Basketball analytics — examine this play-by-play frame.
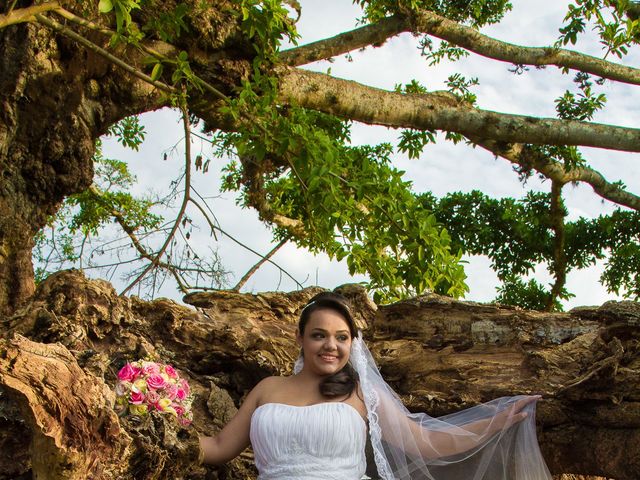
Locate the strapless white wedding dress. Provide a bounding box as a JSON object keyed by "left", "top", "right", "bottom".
{"left": 250, "top": 402, "right": 367, "bottom": 480}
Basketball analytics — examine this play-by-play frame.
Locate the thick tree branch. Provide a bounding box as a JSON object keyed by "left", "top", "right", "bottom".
{"left": 35, "top": 14, "right": 175, "bottom": 94}
{"left": 412, "top": 9, "right": 640, "bottom": 86}
{"left": 278, "top": 67, "right": 640, "bottom": 152}
{"left": 48, "top": 8, "right": 231, "bottom": 106}
{"left": 239, "top": 155, "right": 306, "bottom": 237}
{"left": 471, "top": 137, "right": 640, "bottom": 211}
{"left": 279, "top": 15, "right": 406, "bottom": 66}
{"left": 280, "top": 9, "right": 640, "bottom": 86}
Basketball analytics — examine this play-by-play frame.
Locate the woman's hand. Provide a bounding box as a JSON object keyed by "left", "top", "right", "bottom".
{"left": 492, "top": 395, "right": 542, "bottom": 432}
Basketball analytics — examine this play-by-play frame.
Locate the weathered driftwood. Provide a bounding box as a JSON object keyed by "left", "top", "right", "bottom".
{"left": 0, "top": 270, "right": 637, "bottom": 479}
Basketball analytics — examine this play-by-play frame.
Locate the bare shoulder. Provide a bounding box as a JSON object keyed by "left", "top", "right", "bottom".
{"left": 250, "top": 375, "right": 291, "bottom": 405}
{"left": 254, "top": 375, "right": 290, "bottom": 390}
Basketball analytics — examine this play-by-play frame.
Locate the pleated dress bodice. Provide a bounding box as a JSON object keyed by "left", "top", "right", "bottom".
{"left": 250, "top": 402, "right": 367, "bottom": 480}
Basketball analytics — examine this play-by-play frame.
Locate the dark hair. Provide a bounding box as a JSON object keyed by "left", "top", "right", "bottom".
{"left": 298, "top": 291, "right": 359, "bottom": 398}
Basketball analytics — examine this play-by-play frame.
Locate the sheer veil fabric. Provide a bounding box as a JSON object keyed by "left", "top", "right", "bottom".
{"left": 295, "top": 332, "right": 552, "bottom": 480}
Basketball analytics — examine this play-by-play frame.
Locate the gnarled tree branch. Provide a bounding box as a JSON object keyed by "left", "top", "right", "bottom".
{"left": 411, "top": 9, "right": 640, "bottom": 86}
{"left": 280, "top": 9, "right": 640, "bottom": 86}
{"left": 470, "top": 137, "right": 640, "bottom": 211}
{"left": 278, "top": 67, "right": 640, "bottom": 152}
{"left": 279, "top": 15, "right": 406, "bottom": 66}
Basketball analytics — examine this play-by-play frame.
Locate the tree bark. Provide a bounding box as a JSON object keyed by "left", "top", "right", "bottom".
{"left": 277, "top": 67, "right": 640, "bottom": 152}
{"left": 0, "top": 270, "right": 637, "bottom": 479}
{"left": 0, "top": 0, "right": 248, "bottom": 315}
{"left": 0, "top": 13, "right": 157, "bottom": 314}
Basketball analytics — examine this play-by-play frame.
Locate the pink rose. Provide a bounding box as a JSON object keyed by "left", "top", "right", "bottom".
{"left": 146, "top": 374, "right": 167, "bottom": 390}
{"left": 165, "top": 384, "right": 179, "bottom": 400}
{"left": 178, "top": 416, "right": 192, "bottom": 427}
{"left": 117, "top": 363, "right": 139, "bottom": 382}
{"left": 145, "top": 390, "right": 160, "bottom": 405}
{"left": 176, "top": 388, "right": 187, "bottom": 401}
{"left": 130, "top": 390, "right": 145, "bottom": 405}
{"left": 173, "top": 405, "right": 185, "bottom": 417}
{"left": 180, "top": 379, "right": 190, "bottom": 396}
{"left": 164, "top": 365, "right": 178, "bottom": 378}
{"left": 142, "top": 362, "right": 161, "bottom": 375}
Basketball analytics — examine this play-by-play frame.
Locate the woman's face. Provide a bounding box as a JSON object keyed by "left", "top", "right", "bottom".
{"left": 297, "top": 308, "right": 352, "bottom": 377}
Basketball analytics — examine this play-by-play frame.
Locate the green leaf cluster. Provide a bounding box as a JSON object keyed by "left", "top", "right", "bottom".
{"left": 558, "top": 0, "right": 640, "bottom": 58}
{"left": 420, "top": 190, "right": 640, "bottom": 309}
{"left": 555, "top": 73, "right": 607, "bottom": 122}
{"left": 99, "top": 0, "right": 142, "bottom": 36}
{"left": 107, "top": 115, "right": 146, "bottom": 150}
{"left": 395, "top": 77, "right": 477, "bottom": 159}
{"left": 237, "top": 0, "right": 299, "bottom": 63}
{"left": 354, "top": 0, "right": 512, "bottom": 26}
{"left": 495, "top": 277, "right": 567, "bottom": 311}
{"left": 215, "top": 75, "right": 467, "bottom": 302}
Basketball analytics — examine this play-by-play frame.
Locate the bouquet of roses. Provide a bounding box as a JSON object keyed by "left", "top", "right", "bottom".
{"left": 114, "top": 360, "right": 193, "bottom": 426}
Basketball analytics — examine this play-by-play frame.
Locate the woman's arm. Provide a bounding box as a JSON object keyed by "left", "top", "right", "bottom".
{"left": 199, "top": 376, "right": 275, "bottom": 465}
{"left": 381, "top": 395, "right": 540, "bottom": 459}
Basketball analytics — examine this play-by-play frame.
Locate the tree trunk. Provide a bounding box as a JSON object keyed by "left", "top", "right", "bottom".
{"left": 0, "top": 0, "right": 247, "bottom": 316}
{"left": 0, "top": 12, "right": 146, "bottom": 314}
{"left": 0, "top": 270, "right": 637, "bottom": 479}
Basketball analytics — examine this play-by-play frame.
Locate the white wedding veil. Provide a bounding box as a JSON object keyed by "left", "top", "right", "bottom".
{"left": 349, "top": 332, "right": 552, "bottom": 480}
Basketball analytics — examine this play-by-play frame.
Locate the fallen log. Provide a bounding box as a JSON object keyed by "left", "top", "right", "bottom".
{"left": 0, "top": 270, "right": 636, "bottom": 479}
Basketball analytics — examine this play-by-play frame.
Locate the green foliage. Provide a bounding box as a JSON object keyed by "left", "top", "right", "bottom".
{"left": 107, "top": 115, "right": 146, "bottom": 150}
{"left": 73, "top": 0, "right": 638, "bottom": 307}
{"left": 97, "top": 0, "right": 202, "bottom": 102}
{"left": 394, "top": 77, "right": 477, "bottom": 159}
{"left": 558, "top": 0, "right": 640, "bottom": 58}
{"left": 420, "top": 190, "right": 553, "bottom": 278}
{"left": 398, "top": 129, "right": 437, "bottom": 159}
{"left": 71, "top": 149, "right": 161, "bottom": 235}
{"left": 237, "top": 0, "right": 299, "bottom": 63}
{"left": 570, "top": 209, "right": 640, "bottom": 299}
{"left": 555, "top": 73, "right": 607, "bottom": 122}
{"left": 420, "top": 38, "right": 470, "bottom": 65}
{"left": 215, "top": 81, "right": 468, "bottom": 302}
{"left": 354, "top": 0, "right": 512, "bottom": 26}
{"left": 495, "top": 277, "right": 566, "bottom": 311}
{"left": 445, "top": 73, "right": 479, "bottom": 104}
{"left": 419, "top": 190, "right": 640, "bottom": 308}
{"left": 98, "top": 0, "right": 142, "bottom": 36}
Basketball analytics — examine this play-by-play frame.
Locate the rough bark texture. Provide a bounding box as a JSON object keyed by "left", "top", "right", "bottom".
{"left": 0, "top": 0, "right": 249, "bottom": 315}
{"left": 276, "top": 67, "right": 640, "bottom": 152}
{"left": 0, "top": 270, "right": 637, "bottom": 479}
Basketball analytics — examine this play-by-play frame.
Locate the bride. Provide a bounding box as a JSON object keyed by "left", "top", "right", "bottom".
{"left": 199, "top": 292, "right": 552, "bottom": 479}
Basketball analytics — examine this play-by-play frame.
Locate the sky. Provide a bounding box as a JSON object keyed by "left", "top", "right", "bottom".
{"left": 96, "top": 0, "right": 640, "bottom": 308}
